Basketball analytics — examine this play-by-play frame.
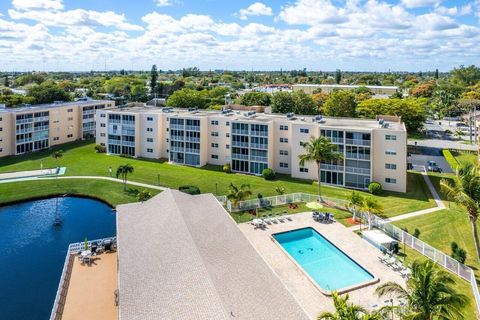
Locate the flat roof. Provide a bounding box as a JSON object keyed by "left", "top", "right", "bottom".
{"left": 116, "top": 189, "right": 309, "bottom": 320}
{"left": 0, "top": 100, "right": 113, "bottom": 113}
{"left": 293, "top": 84, "right": 399, "bottom": 90}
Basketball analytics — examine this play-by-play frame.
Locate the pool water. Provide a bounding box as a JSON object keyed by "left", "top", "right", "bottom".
{"left": 0, "top": 197, "right": 116, "bottom": 320}
{"left": 273, "top": 227, "right": 374, "bottom": 292}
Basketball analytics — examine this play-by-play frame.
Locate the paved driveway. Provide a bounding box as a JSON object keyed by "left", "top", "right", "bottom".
{"left": 408, "top": 147, "right": 453, "bottom": 173}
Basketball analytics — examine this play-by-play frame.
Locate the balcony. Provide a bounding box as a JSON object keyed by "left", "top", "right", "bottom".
{"left": 346, "top": 153, "right": 371, "bottom": 161}
{"left": 232, "top": 153, "right": 249, "bottom": 160}
{"left": 250, "top": 143, "right": 268, "bottom": 150}
{"left": 121, "top": 130, "right": 135, "bottom": 136}
{"left": 321, "top": 164, "right": 344, "bottom": 172}
{"left": 121, "top": 140, "right": 135, "bottom": 147}
{"left": 170, "top": 146, "right": 184, "bottom": 152}
{"left": 326, "top": 137, "right": 344, "bottom": 144}
{"left": 250, "top": 155, "right": 268, "bottom": 163}
{"left": 109, "top": 119, "right": 121, "bottom": 124}
{"left": 232, "top": 129, "right": 249, "bottom": 135}
{"left": 170, "top": 124, "right": 184, "bottom": 130}
{"left": 34, "top": 116, "right": 49, "bottom": 122}
{"left": 345, "top": 167, "right": 371, "bottom": 175}
{"left": 108, "top": 139, "right": 121, "bottom": 145}
{"left": 16, "top": 118, "right": 33, "bottom": 125}
{"left": 122, "top": 120, "right": 135, "bottom": 126}
{"left": 185, "top": 136, "right": 200, "bottom": 142}
{"left": 185, "top": 125, "right": 200, "bottom": 131}
{"left": 232, "top": 141, "right": 249, "bottom": 148}
{"left": 345, "top": 139, "right": 371, "bottom": 146}
{"left": 35, "top": 126, "right": 50, "bottom": 132}
{"left": 250, "top": 130, "right": 268, "bottom": 137}
{"left": 16, "top": 138, "right": 33, "bottom": 144}
{"left": 16, "top": 128, "right": 33, "bottom": 134}
{"left": 82, "top": 110, "right": 95, "bottom": 115}
{"left": 170, "top": 135, "right": 184, "bottom": 141}
{"left": 185, "top": 148, "right": 200, "bottom": 154}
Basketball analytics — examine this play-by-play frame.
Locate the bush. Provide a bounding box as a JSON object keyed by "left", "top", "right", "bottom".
{"left": 223, "top": 163, "right": 231, "bottom": 173}
{"left": 368, "top": 182, "right": 382, "bottom": 195}
{"left": 94, "top": 144, "right": 106, "bottom": 153}
{"left": 262, "top": 168, "right": 275, "bottom": 180}
{"left": 137, "top": 190, "right": 153, "bottom": 202}
{"left": 413, "top": 228, "right": 421, "bottom": 238}
{"left": 179, "top": 185, "right": 201, "bottom": 195}
{"left": 442, "top": 149, "right": 458, "bottom": 171}
{"left": 451, "top": 241, "right": 467, "bottom": 263}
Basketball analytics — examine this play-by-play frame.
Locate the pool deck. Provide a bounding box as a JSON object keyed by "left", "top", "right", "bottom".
{"left": 238, "top": 212, "right": 406, "bottom": 318}
{"left": 61, "top": 251, "right": 117, "bottom": 320}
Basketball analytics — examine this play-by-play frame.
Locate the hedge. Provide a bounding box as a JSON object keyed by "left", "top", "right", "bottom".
{"left": 442, "top": 149, "right": 458, "bottom": 171}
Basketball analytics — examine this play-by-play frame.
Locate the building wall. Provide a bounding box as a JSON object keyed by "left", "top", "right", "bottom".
{"left": 0, "top": 113, "right": 13, "bottom": 157}
{"left": 290, "top": 122, "right": 320, "bottom": 181}
{"left": 49, "top": 106, "right": 79, "bottom": 146}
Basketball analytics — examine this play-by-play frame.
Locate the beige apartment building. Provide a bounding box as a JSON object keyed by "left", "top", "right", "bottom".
{"left": 96, "top": 106, "right": 407, "bottom": 192}
{"left": 0, "top": 100, "right": 114, "bottom": 157}
{"left": 292, "top": 84, "right": 400, "bottom": 96}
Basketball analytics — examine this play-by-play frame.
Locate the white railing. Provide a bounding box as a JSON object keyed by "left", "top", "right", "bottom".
{"left": 250, "top": 130, "right": 268, "bottom": 137}
{"left": 346, "top": 153, "right": 371, "bottom": 160}
{"left": 121, "top": 140, "right": 135, "bottom": 147}
{"left": 170, "top": 124, "right": 184, "bottom": 130}
{"left": 185, "top": 136, "right": 200, "bottom": 142}
{"left": 346, "top": 139, "right": 371, "bottom": 146}
{"left": 185, "top": 148, "right": 200, "bottom": 154}
{"left": 49, "top": 236, "right": 116, "bottom": 320}
{"left": 170, "top": 146, "right": 184, "bottom": 152}
{"left": 232, "top": 129, "right": 249, "bottom": 135}
{"left": 355, "top": 210, "right": 480, "bottom": 315}
{"left": 185, "top": 125, "right": 200, "bottom": 131}
{"left": 345, "top": 167, "right": 371, "bottom": 175}
{"left": 232, "top": 141, "right": 249, "bottom": 148}
{"left": 232, "top": 153, "right": 249, "bottom": 160}
{"left": 322, "top": 164, "right": 344, "bottom": 172}
{"left": 250, "top": 143, "right": 268, "bottom": 149}
{"left": 250, "top": 156, "right": 268, "bottom": 163}
{"left": 16, "top": 118, "right": 33, "bottom": 124}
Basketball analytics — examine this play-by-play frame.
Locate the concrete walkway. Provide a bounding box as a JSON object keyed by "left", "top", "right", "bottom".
{"left": 0, "top": 174, "right": 166, "bottom": 191}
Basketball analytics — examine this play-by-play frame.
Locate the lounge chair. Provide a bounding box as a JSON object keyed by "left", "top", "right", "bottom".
{"left": 277, "top": 213, "right": 285, "bottom": 222}
{"left": 400, "top": 268, "right": 412, "bottom": 278}
{"left": 385, "top": 256, "right": 397, "bottom": 266}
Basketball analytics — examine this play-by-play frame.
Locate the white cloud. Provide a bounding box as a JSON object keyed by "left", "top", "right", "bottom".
{"left": 436, "top": 4, "right": 472, "bottom": 16}
{"left": 12, "top": 0, "right": 63, "bottom": 11}
{"left": 278, "top": 0, "right": 348, "bottom": 25}
{"left": 238, "top": 2, "right": 273, "bottom": 20}
{"left": 156, "top": 0, "right": 172, "bottom": 7}
{"left": 400, "top": 0, "right": 440, "bottom": 9}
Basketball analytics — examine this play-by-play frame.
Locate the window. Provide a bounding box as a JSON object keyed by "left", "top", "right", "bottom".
{"left": 280, "top": 125, "right": 288, "bottom": 131}
{"left": 100, "top": 123, "right": 106, "bottom": 127}
{"left": 211, "top": 154, "right": 219, "bottom": 159}
{"left": 226, "top": 133, "right": 230, "bottom": 138}
{"left": 226, "top": 121, "right": 230, "bottom": 126}
{"left": 147, "top": 117, "right": 153, "bottom": 121}
{"left": 67, "top": 134, "right": 73, "bottom": 138}
{"left": 386, "top": 135, "right": 397, "bottom": 141}
{"left": 100, "top": 133, "right": 105, "bottom": 137}
{"left": 68, "top": 117, "right": 73, "bottom": 121}
{"left": 299, "top": 141, "right": 305, "bottom": 146}
{"left": 280, "top": 137, "right": 288, "bottom": 143}
{"left": 67, "top": 109, "right": 73, "bottom": 112}
{"left": 385, "top": 163, "right": 397, "bottom": 170}
{"left": 147, "top": 128, "right": 153, "bottom": 132}
{"left": 0, "top": 117, "right": 2, "bottom": 121}
{"left": 0, "top": 128, "right": 2, "bottom": 132}
{"left": 100, "top": 143, "right": 105, "bottom": 146}
{"left": 211, "top": 131, "right": 219, "bottom": 137}
{"left": 226, "top": 144, "right": 230, "bottom": 149}
{"left": 385, "top": 178, "right": 397, "bottom": 184}
{"left": 211, "top": 120, "right": 218, "bottom": 125}
{"left": 147, "top": 148, "right": 153, "bottom": 153}
{"left": 0, "top": 148, "right": 2, "bottom": 152}
{"left": 300, "top": 128, "right": 309, "bottom": 134}
{"left": 147, "top": 138, "right": 153, "bottom": 142}
{"left": 211, "top": 143, "right": 218, "bottom": 148}
{"left": 100, "top": 114, "right": 106, "bottom": 118}
{"left": 279, "top": 162, "right": 289, "bottom": 168}
{"left": 300, "top": 167, "right": 309, "bottom": 173}
{"left": 53, "top": 137, "right": 59, "bottom": 141}
{"left": 385, "top": 150, "right": 397, "bottom": 155}
{"left": 280, "top": 150, "right": 288, "bottom": 156}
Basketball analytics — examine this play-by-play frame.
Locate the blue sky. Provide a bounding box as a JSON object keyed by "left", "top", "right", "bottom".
{"left": 0, "top": 0, "right": 479, "bottom": 71}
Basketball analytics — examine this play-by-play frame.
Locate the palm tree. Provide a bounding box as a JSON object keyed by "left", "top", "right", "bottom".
{"left": 318, "top": 292, "right": 383, "bottom": 320}
{"left": 360, "top": 197, "right": 383, "bottom": 230}
{"left": 116, "top": 164, "right": 134, "bottom": 192}
{"left": 347, "top": 191, "right": 364, "bottom": 222}
{"left": 226, "top": 183, "right": 252, "bottom": 209}
{"left": 298, "top": 136, "right": 343, "bottom": 202}
{"left": 376, "top": 260, "right": 467, "bottom": 320}
{"left": 440, "top": 162, "right": 480, "bottom": 261}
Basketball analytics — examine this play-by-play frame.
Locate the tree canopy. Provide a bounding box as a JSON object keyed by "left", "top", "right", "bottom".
{"left": 236, "top": 91, "right": 271, "bottom": 106}
{"left": 323, "top": 90, "right": 357, "bottom": 117}
{"left": 27, "top": 82, "right": 71, "bottom": 104}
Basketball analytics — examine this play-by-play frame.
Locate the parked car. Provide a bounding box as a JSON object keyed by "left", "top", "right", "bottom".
{"left": 407, "top": 162, "right": 414, "bottom": 170}
{"left": 427, "top": 160, "right": 442, "bottom": 173}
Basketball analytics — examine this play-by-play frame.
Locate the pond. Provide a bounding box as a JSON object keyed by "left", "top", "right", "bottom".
{"left": 0, "top": 196, "right": 116, "bottom": 320}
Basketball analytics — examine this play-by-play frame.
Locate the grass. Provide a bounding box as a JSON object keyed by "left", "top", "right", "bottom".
{"left": 454, "top": 151, "right": 478, "bottom": 166}
{"left": 0, "top": 179, "right": 161, "bottom": 207}
{"left": 0, "top": 141, "right": 436, "bottom": 217}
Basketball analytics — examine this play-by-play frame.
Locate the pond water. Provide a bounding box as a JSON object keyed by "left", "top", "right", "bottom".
{"left": 0, "top": 196, "right": 116, "bottom": 320}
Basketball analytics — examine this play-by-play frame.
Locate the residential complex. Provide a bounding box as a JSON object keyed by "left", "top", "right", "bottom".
{"left": 96, "top": 106, "right": 407, "bottom": 192}
{"left": 292, "top": 84, "right": 401, "bottom": 96}
{"left": 0, "top": 100, "right": 114, "bottom": 157}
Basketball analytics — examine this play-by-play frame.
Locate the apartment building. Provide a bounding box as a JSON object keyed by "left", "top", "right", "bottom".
{"left": 0, "top": 100, "right": 114, "bottom": 157}
{"left": 96, "top": 106, "right": 407, "bottom": 192}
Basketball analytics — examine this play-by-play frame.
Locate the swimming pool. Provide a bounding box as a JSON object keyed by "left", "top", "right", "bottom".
{"left": 273, "top": 227, "right": 376, "bottom": 294}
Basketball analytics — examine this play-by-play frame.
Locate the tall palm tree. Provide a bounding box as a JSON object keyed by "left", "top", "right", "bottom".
{"left": 360, "top": 197, "right": 383, "bottom": 230}
{"left": 318, "top": 292, "right": 383, "bottom": 320}
{"left": 226, "top": 183, "right": 252, "bottom": 209}
{"left": 376, "top": 260, "right": 467, "bottom": 320}
{"left": 298, "top": 136, "right": 343, "bottom": 202}
{"left": 347, "top": 191, "right": 364, "bottom": 222}
{"left": 116, "top": 164, "right": 134, "bottom": 192}
{"left": 440, "top": 162, "right": 480, "bottom": 261}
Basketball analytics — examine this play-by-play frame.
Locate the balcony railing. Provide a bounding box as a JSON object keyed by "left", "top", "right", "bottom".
{"left": 250, "top": 130, "right": 268, "bottom": 137}
{"left": 345, "top": 167, "right": 371, "bottom": 175}
{"left": 345, "top": 139, "right": 371, "bottom": 146}
{"left": 121, "top": 140, "right": 135, "bottom": 147}
{"left": 16, "top": 118, "right": 33, "bottom": 125}
{"left": 232, "top": 129, "right": 249, "bottom": 135}
{"left": 170, "top": 124, "right": 184, "bottom": 130}
{"left": 16, "top": 138, "right": 33, "bottom": 144}
{"left": 185, "top": 136, "right": 200, "bottom": 142}
{"left": 121, "top": 130, "right": 135, "bottom": 136}
{"left": 170, "top": 135, "right": 184, "bottom": 141}
{"left": 232, "top": 153, "right": 249, "bottom": 160}
{"left": 108, "top": 139, "right": 121, "bottom": 145}
{"left": 185, "top": 148, "right": 200, "bottom": 154}
{"left": 170, "top": 146, "right": 184, "bottom": 152}
{"left": 122, "top": 120, "right": 135, "bottom": 126}
{"left": 346, "top": 153, "right": 371, "bottom": 161}
{"left": 250, "top": 143, "right": 268, "bottom": 150}
{"left": 232, "top": 141, "right": 248, "bottom": 148}
{"left": 321, "top": 164, "right": 344, "bottom": 172}
{"left": 250, "top": 156, "right": 268, "bottom": 163}
{"left": 109, "top": 119, "right": 121, "bottom": 124}
{"left": 16, "top": 128, "right": 33, "bottom": 134}
{"left": 34, "top": 116, "right": 49, "bottom": 122}
{"left": 185, "top": 125, "right": 200, "bottom": 131}
{"left": 325, "top": 136, "right": 344, "bottom": 144}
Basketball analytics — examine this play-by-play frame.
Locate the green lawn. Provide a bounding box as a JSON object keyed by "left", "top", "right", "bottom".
{"left": 0, "top": 141, "right": 436, "bottom": 217}
{"left": 0, "top": 179, "right": 161, "bottom": 207}
{"left": 454, "top": 151, "right": 478, "bottom": 165}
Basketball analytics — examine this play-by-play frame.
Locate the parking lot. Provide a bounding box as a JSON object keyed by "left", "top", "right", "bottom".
{"left": 408, "top": 147, "right": 453, "bottom": 174}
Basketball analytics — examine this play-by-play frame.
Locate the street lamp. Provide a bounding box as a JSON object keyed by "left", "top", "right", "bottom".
{"left": 215, "top": 183, "right": 218, "bottom": 195}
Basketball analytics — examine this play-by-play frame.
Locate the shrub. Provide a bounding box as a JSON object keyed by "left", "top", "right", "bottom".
{"left": 223, "top": 163, "right": 231, "bottom": 173}
{"left": 413, "top": 228, "right": 421, "bottom": 238}
{"left": 442, "top": 149, "right": 458, "bottom": 171}
{"left": 451, "top": 241, "right": 467, "bottom": 263}
{"left": 262, "top": 168, "right": 275, "bottom": 180}
{"left": 137, "top": 190, "right": 153, "bottom": 202}
{"left": 275, "top": 186, "right": 286, "bottom": 195}
{"left": 179, "top": 185, "right": 201, "bottom": 195}
{"left": 94, "top": 144, "right": 106, "bottom": 153}
{"left": 368, "top": 182, "right": 382, "bottom": 195}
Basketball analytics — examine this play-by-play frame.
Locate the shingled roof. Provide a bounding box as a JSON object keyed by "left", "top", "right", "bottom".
{"left": 116, "top": 189, "right": 309, "bottom": 320}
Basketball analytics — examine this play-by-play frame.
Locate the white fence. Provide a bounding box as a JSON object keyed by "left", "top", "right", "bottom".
{"left": 225, "top": 192, "right": 348, "bottom": 212}
{"left": 356, "top": 210, "right": 480, "bottom": 315}
{"left": 49, "top": 236, "right": 116, "bottom": 320}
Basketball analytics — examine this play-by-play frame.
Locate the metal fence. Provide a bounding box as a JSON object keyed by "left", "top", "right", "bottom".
{"left": 226, "top": 192, "right": 348, "bottom": 212}
{"left": 355, "top": 210, "right": 480, "bottom": 315}
{"left": 49, "top": 236, "right": 116, "bottom": 320}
